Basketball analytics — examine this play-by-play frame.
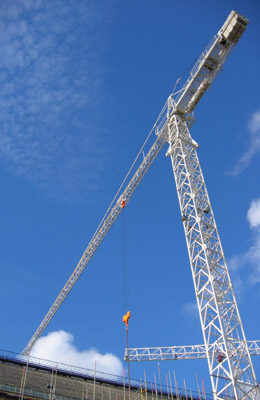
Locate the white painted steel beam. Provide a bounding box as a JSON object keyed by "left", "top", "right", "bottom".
{"left": 125, "top": 341, "right": 260, "bottom": 361}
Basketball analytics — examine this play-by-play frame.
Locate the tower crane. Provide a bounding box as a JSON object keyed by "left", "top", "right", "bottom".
{"left": 23, "top": 10, "right": 259, "bottom": 400}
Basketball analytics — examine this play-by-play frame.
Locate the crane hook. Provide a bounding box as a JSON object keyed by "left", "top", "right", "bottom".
{"left": 123, "top": 311, "right": 131, "bottom": 329}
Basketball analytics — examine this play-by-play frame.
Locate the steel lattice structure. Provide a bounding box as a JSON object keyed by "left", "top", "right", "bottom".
{"left": 165, "top": 109, "right": 258, "bottom": 399}
{"left": 23, "top": 10, "right": 259, "bottom": 400}
{"left": 125, "top": 340, "right": 260, "bottom": 362}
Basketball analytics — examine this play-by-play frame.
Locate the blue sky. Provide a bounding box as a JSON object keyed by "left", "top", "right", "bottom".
{"left": 0, "top": 0, "right": 260, "bottom": 395}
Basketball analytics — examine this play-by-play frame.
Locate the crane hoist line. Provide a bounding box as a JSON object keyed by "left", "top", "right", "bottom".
{"left": 23, "top": 10, "right": 259, "bottom": 400}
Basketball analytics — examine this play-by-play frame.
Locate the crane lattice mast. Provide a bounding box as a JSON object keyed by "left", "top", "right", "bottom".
{"left": 23, "top": 10, "right": 259, "bottom": 400}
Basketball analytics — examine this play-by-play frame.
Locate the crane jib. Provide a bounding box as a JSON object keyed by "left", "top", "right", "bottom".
{"left": 173, "top": 11, "right": 248, "bottom": 116}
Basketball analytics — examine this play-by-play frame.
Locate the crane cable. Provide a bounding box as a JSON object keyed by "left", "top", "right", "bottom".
{"left": 121, "top": 204, "right": 131, "bottom": 391}
{"left": 121, "top": 207, "right": 130, "bottom": 314}
{"left": 123, "top": 310, "right": 131, "bottom": 392}
{"left": 171, "top": 56, "right": 199, "bottom": 95}
{"left": 89, "top": 100, "right": 167, "bottom": 391}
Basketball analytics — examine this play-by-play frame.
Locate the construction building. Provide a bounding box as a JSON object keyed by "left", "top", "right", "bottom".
{"left": 0, "top": 351, "right": 204, "bottom": 400}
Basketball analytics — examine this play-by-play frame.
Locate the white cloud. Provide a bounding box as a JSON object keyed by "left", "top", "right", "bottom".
{"left": 229, "top": 108, "right": 260, "bottom": 176}
{"left": 31, "top": 330, "right": 123, "bottom": 375}
{"left": 229, "top": 198, "right": 260, "bottom": 288}
{"left": 181, "top": 302, "right": 199, "bottom": 319}
{"left": 0, "top": 1, "right": 113, "bottom": 203}
{"left": 248, "top": 109, "right": 260, "bottom": 133}
{"left": 247, "top": 198, "right": 260, "bottom": 229}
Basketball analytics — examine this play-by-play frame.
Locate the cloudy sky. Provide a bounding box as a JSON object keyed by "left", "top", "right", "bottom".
{"left": 0, "top": 0, "right": 259, "bottom": 396}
